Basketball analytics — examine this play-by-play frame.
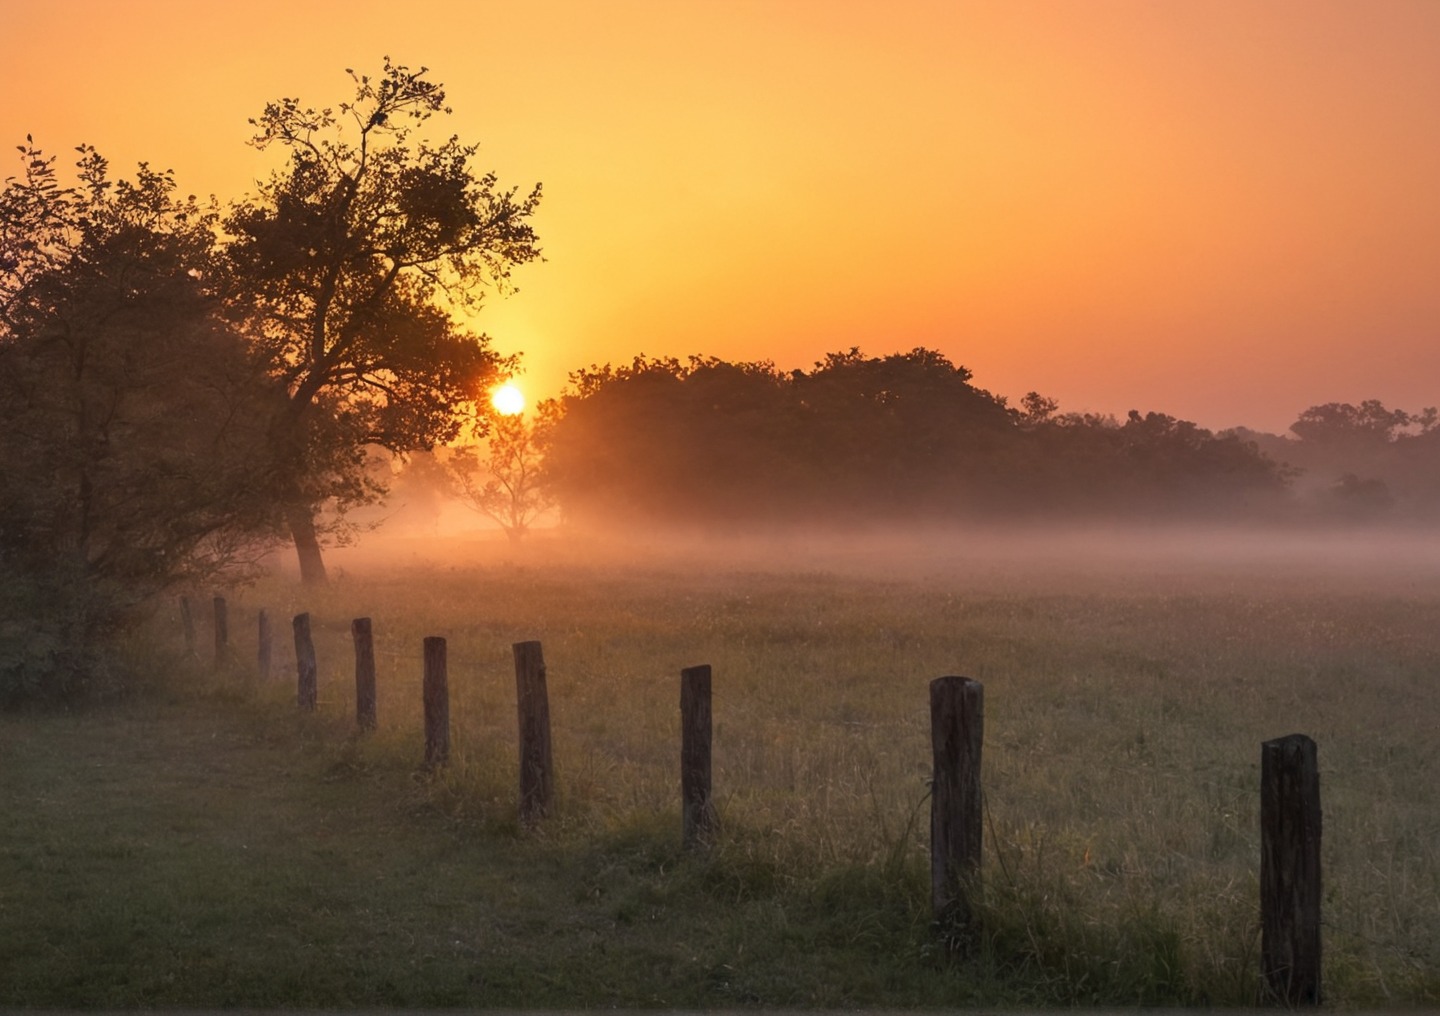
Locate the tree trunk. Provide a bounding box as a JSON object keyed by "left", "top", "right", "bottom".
{"left": 286, "top": 503, "right": 329, "bottom": 586}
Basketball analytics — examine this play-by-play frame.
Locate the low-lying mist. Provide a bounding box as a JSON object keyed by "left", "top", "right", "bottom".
{"left": 321, "top": 509, "right": 1440, "bottom": 593}
{"left": 88, "top": 483, "right": 1438, "bottom": 1008}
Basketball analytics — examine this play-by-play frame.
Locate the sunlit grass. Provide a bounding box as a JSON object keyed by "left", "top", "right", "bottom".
{"left": 3, "top": 534, "right": 1437, "bottom": 1005}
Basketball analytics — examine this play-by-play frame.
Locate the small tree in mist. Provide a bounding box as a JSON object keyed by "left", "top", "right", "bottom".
{"left": 449, "top": 403, "right": 558, "bottom": 544}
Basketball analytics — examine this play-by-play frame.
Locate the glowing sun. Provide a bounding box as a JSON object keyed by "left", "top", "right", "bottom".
{"left": 490, "top": 382, "right": 526, "bottom": 416}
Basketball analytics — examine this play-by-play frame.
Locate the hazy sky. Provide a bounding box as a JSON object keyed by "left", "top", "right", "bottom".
{"left": 4, "top": 0, "right": 1438, "bottom": 432}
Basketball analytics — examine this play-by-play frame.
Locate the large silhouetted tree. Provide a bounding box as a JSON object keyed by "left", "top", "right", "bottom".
{"left": 222, "top": 59, "right": 543, "bottom": 583}
{"left": 0, "top": 143, "right": 274, "bottom": 701}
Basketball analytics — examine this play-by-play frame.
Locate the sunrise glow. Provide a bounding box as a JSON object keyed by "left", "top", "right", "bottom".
{"left": 490, "top": 383, "right": 525, "bottom": 416}
{"left": 5, "top": 1, "right": 1439, "bottom": 432}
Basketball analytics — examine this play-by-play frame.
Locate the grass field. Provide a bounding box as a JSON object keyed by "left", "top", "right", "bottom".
{"left": 2, "top": 528, "right": 1437, "bottom": 1006}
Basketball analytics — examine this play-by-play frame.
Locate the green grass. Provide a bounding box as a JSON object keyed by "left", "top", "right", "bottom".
{"left": 2, "top": 532, "right": 1437, "bottom": 1006}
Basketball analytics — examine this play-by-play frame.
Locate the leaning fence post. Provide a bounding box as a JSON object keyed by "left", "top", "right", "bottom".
{"left": 353, "top": 617, "right": 377, "bottom": 731}
{"left": 293, "top": 612, "right": 317, "bottom": 710}
{"left": 681, "top": 664, "right": 715, "bottom": 848}
{"left": 180, "top": 596, "right": 196, "bottom": 658}
{"left": 930, "top": 675, "right": 984, "bottom": 949}
{"left": 1261, "top": 733, "right": 1322, "bottom": 1006}
{"left": 513, "top": 640, "right": 554, "bottom": 823}
{"left": 257, "top": 610, "right": 272, "bottom": 681}
{"left": 212, "top": 595, "right": 228, "bottom": 669}
{"left": 422, "top": 636, "right": 449, "bottom": 768}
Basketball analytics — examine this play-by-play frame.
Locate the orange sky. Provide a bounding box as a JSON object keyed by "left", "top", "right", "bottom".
{"left": 4, "top": 0, "right": 1439, "bottom": 432}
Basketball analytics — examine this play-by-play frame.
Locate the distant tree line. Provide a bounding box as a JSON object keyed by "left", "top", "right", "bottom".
{"left": 537, "top": 348, "right": 1296, "bottom": 529}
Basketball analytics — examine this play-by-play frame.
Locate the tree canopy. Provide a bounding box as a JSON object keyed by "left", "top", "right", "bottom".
{"left": 0, "top": 59, "right": 545, "bottom": 700}
{"left": 221, "top": 58, "right": 543, "bottom": 582}
{"left": 1237, "top": 399, "right": 1440, "bottom": 521}
{"left": 1289, "top": 400, "right": 1436, "bottom": 447}
{"left": 542, "top": 348, "right": 1291, "bottom": 529}
{"left": 0, "top": 143, "right": 274, "bottom": 702}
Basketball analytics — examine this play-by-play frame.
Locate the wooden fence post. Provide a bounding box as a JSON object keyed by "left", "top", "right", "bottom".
{"left": 293, "top": 612, "right": 317, "bottom": 710}
{"left": 257, "top": 610, "right": 272, "bottom": 681}
{"left": 930, "top": 675, "right": 984, "bottom": 948}
{"left": 681, "top": 664, "right": 715, "bottom": 848}
{"left": 212, "top": 595, "right": 228, "bottom": 669}
{"left": 353, "top": 617, "right": 377, "bottom": 731}
{"left": 180, "top": 596, "right": 196, "bottom": 658}
{"left": 422, "top": 636, "right": 449, "bottom": 768}
{"left": 1261, "top": 733, "right": 1322, "bottom": 1006}
{"left": 513, "top": 640, "right": 554, "bottom": 823}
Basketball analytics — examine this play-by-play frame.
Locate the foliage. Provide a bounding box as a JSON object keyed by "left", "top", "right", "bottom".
{"left": 1236, "top": 399, "right": 1440, "bottom": 520}
{"left": 0, "top": 143, "right": 275, "bottom": 703}
{"left": 1290, "top": 399, "right": 1436, "bottom": 446}
{"left": 219, "top": 58, "right": 543, "bottom": 582}
{"left": 544, "top": 347, "right": 1290, "bottom": 527}
{"left": 0, "top": 58, "right": 545, "bottom": 695}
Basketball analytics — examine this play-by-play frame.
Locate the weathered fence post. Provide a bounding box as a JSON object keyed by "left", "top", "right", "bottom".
{"left": 212, "top": 595, "right": 228, "bottom": 668}
{"left": 1261, "top": 733, "right": 1322, "bottom": 1006}
{"left": 293, "top": 612, "right": 317, "bottom": 710}
{"left": 257, "top": 610, "right": 272, "bottom": 681}
{"left": 513, "top": 640, "right": 554, "bottom": 823}
{"left": 353, "top": 617, "right": 377, "bottom": 731}
{"left": 180, "top": 596, "right": 196, "bottom": 658}
{"left": 422, "top": 636, "right": 449, "bottom": 768}
{"left": 930, "top": 675, "right": 984, "bottom": 949}
{"left": 681, "top": 664, "right": 715, "bottom": 848}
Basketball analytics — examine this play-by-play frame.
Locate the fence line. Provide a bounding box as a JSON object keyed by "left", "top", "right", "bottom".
{"left": 423, "top": 636, "right": 450, "bottom": 769}
{"left": 680, "top": 664, "right": 715, "bottom": 849}
{"left": 212, "top": 596, "right": 228, "bottom": 669}
{"left": 179, "top": 601, "right": 1323, "bottom": 1006}
{"left": 929, "top": 675, "right": 983, "bottom": 952}
{"left": 352, "top": 617, "right": 377, "bottom": 731}
{"left": 1261, "top": 733, "right": 1322, "bottom": 1005}
{"left": 513, "top": 640, "right": 554, "bottom": 824}
{"left": 293, "top": 612, "right": 317, "bottom": 711}
{"left": 257, "top": 610, "right": 272, "bottom": 681}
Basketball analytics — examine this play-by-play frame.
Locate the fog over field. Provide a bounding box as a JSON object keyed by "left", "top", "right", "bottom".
{"left": 324, "top": 516, "right": 1440, "bottom": 589}
{"left": 8, "top": 505, "right": 1438, "bottom": 1004}
{"left": 237, "top": 510, "right": 1440, "bottom": 1006}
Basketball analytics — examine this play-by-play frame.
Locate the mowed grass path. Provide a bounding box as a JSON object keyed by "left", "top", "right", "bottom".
{"left": 0, "top": 670, "right": 956, "bottom": 1007}
{"left": 2, "top": 697, "right": 548, "bottom": 1006}
{"left": 2, "top": 536, "right": 1438, "bottom": 1006}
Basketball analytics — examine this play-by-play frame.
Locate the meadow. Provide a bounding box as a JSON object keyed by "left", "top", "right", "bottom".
{"left": 2, "top": 526, "right": 1437, "bottom": 1007}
